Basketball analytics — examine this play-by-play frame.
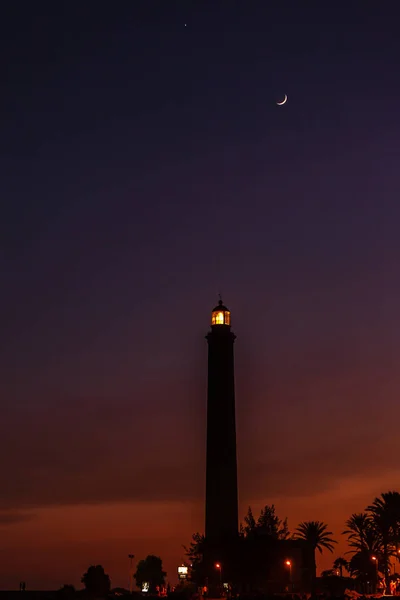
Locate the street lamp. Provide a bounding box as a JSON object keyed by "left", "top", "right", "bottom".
{"left": 285, "top": 560, "right": 292, "bottom": 591}
{"left": 128, "top": 554, "right": 135, "bottom": 594}
{"left": 372, "top": 557, "right": 379, "bottom": 593}
{"left": 215, "top": 563, "right": 222, "bottom": 586}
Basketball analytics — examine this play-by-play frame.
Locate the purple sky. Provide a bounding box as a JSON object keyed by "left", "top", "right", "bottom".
{"left": 1, "top": 0, "right": 400, "bottom": 590}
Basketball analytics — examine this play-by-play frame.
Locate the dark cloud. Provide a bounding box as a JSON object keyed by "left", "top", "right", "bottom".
{"left": 241, "top": 447, "right": 395, "bottom": 501}
{"left": 0, "top": 396, "right": 205, "bottom": 510}
{"left": 0, "top": 511, "right": 36, "bottom": 525}
{"left": 1, "top": 335, "right": 400, "bottom": 512}
{"left": 0, "top": 392, "right": 396, "bottom": 511}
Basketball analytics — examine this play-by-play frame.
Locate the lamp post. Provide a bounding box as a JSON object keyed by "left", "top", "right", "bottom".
{"left": 372, "top": 556, "right": 378, "bottom": 594}
{"left": 215, "top": 563, "right": 222, "bottom": 586}
{"left": 128, "top": 554, "right": 135, "bottom": 594}
{"left": 285, "top": 560, "right": 292, "bottom": 592}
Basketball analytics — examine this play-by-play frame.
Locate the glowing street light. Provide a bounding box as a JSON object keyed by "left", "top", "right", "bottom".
{"left": 372, "top": 555, "right": 379, "bottom": 575}
{"left": 215, "top": 563, "right": 222, "bottom": 585}
{"left": 285, "top": 560, "right": 292, "bottom": 591}
{"left": 371, "top": 557, "right": 379, "bottom": 593}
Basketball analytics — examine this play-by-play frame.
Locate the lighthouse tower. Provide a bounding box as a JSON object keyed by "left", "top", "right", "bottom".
{"left": 205, "top": 299, "right": 238, "bottom": 542}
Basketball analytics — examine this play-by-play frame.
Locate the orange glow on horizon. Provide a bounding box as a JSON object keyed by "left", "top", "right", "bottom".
{"left": 3, "top": 470, "right": 400, "bottom": 588}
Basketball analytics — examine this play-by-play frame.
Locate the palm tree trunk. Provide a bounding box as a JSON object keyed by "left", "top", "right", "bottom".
{"left": 311, "top": 554, "right": 317, "bottom": 599}
{"left": 384, "top": 542, "right": 390, "bottom": 595}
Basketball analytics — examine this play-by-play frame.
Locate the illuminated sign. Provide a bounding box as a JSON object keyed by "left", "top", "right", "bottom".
{"left": 178, "top": 566, "right": 188, "bottom": 580}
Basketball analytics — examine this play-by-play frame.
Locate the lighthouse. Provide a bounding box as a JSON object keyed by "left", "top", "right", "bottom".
{"left": 205, "top": 299, "right": 238, "bottom": 542}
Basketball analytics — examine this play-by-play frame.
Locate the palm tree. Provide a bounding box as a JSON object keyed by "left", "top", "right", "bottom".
{"left": 369, "top": 491, "right": 400, "bottom": 542}
{"left": 342, "top": 512, "right": 383, "bottom": 593}
{"left": 367, "top": 491, "right": 400, "bottom": 594}
{"left": 333, "top": 557, "right": 348, "bottom": 577}
{"left": 348, "top": 550, "right": 380, "bottom": 592}
{"left": 343, "top": 513, "right": 374, "bottom": 552}
{"left": 321, "top": 569, "right": 334, "bottom": 578}
{"left": 294, "top": 521, "right": 337, "bottom": 595}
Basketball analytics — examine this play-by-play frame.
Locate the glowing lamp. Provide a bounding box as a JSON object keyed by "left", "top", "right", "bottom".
{"left": 211, "top": 299, "right": 231, "bottom": 326}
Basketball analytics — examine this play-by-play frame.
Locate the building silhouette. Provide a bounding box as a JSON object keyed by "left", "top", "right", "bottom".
{"left": 205, "top": 299, "right": 238, "bottom": 542}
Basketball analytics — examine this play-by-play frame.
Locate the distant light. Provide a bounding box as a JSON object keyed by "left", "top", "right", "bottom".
{"left": 178, "top": 566, "right": 188, "bottom": 580}
{"left": 285, "top": 560, "right": 291, "bottom": 566}
{"left": 215, "top": 563, "right": 221, "bottom": 569}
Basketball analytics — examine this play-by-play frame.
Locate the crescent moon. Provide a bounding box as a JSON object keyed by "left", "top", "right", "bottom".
{"left": 276, "top": 94, "right": 288, "bottom": 106}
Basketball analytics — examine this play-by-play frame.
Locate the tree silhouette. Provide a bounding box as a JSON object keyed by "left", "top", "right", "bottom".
{"left": 134, "top": 555, "right": 166, "bottom": 593}
{"left": 186, "top": 505, "right": 290, "bottom": 588}
{"left": 240, "top": 507, "right": 257, "bottom": 538}
{"left": 294, "top": 521, "right": 337, "bottom": 595}
{"left": 81, "top": 565, "right": 111, "bottom": 597}
{"left": 333, "top": 557, "right": 348, "bottom": 577}
{"left": 238, "top": 505, "right": 290, "bottom": 588}
{"left": 321, "top": 569, "right": 334, "bottom": 578}
{"left": 343, "top": 513, "right": 377, "bottom": 553}
{"left": 342, "top": 512, "right": 382, "bottom": 593}
{"left": 240, "top": 505, "right": 289, "bottom": 540}
{"left": 257, "top": 505, "right": 290, "bottom": 539}
{"left": 183, "top": 532, "right": 206, "bottom": 584}
{"left": 184, "top": 532, "right": 205, "bottom": 566}
{"left": 367, "top": 491, "right": 400, "bottom": 594}
{"left": 57, "top": 585, "right": 76, "bottom": 600}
